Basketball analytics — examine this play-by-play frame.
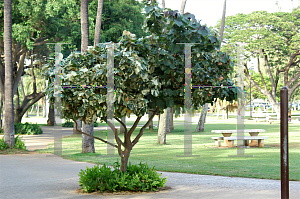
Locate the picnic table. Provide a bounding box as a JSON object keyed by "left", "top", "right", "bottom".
{"left": 211, "top": 129, "right": 267, "bottom": 147}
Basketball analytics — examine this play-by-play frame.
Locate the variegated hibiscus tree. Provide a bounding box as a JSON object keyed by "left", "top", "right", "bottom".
{"left": 45, "top": 1, "right": 236, "bottom": 172}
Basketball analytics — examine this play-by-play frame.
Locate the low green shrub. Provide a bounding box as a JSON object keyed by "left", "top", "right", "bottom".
{"left": 0, "top": 135, "right": 26, "bottom": 151}
{"left": 62, "top": 120, "right": 74, "bottom": 127}
{"left": 14, "top": 122, "right": 43, "bottom": 135}
{"left": 62, "top": 120, "right": 99, "bottom": 127}
{"left": 78, "top": 161, "right": 167, "bottom": 193}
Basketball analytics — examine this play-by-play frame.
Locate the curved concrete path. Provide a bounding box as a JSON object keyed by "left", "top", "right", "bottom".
{"left": 0, "top": 126, "right": 299, "bottom": 198}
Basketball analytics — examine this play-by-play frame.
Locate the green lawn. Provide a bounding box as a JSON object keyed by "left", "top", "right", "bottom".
{"left": 37, "top": 117, "right": 300, "bottom": 181}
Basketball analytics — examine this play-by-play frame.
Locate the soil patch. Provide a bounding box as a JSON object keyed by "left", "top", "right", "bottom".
{"left": 75, "top": 186, "right": 171, "bottom": 196}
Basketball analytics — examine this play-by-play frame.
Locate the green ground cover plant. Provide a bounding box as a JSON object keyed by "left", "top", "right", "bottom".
{"left": 0, "top": 135, "right": 27, "bottom": 152}
{"left": 14, "top": 122, "right": 43, "bottom": 135}
{"left": 78, "top": 161, "right": 167, "bottom": 193}
{"left": 38, "top": 117, "right": 300, "bottom": 181}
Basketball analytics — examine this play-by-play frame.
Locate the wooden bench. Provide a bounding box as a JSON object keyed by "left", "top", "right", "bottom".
{"left": 211, "top": 137, "right": 224, "bottom": 147}
{"left": 224, "top": 136, "right": 268, "bottom": 148}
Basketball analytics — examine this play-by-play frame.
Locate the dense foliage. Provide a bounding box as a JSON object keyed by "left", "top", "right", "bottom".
{"left": 14, "top": 122, "right": 43, "bottom": 135}
{"left": 0, "top": 135, "right": 26, "bottom": 151}
{"left": 78, "top": 162, "right": 167, "bottom": 193}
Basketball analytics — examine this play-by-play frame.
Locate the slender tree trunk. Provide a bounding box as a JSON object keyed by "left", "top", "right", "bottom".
{"left": 94, "top": 0, "right": 104, "bottom": 46}
{"left": 82, "top": 121, "right": 95, "bottom": 153}
{"left": 148, "top": 110, "right": 154, "bottom": 130}
{"left": 170, "top": 107, "right": 174, "bottom": 130}
{"left": 20, "top": 77, "right": 28, "bottom": 117}
{"left": 219, "top": 0, "right": 227, "bottom": 43}
{"left": 180, "top": 0, "right": 187, "bottom": 14}
{"left": 166, "top": 107, "right": 171, "bottom": 133}
{"left": 162, "top": 0, "right": 165, "bottom": 8}
{"left": 36, "top": 101, "right": 39, "bottom": 117}
{"left": 73, "top": 119, "right": 82, "bottom": 134}
{"left": 14, "top": 87, "right": 20, "bottom": 123}
{"left": 195, "top": 103, "right": 208, "bottom": 132}
{"left": 43, "top": 79, "right": 46, "bottom": 117}
{"left": 0, "top": 92, "right": 2, "bottom": 128}
{"left": 4, "top": 0, "right": 15, "bottom": 147}
{"left": 81, "top": 0, "right": 89, "bottom": 52}
{"left": 47, "top": 101, "right": 55, "bottom": 126}
{"left": 157, "top": 109, "right": 167, "bottom": 144}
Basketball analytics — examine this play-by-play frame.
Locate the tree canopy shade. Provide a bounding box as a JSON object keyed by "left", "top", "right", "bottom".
{"left": 45, "top": 1, "right": 236, "bottom": 172}
{"left": 216, "top": 10, "right": 300, "bottom": 114}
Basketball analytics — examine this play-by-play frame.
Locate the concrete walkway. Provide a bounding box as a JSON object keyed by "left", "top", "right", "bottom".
{"left": 0, "top": 126, "right": 299, "bottom": 198}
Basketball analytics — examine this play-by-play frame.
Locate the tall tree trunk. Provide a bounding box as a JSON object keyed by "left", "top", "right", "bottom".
{"left": 195, "top": 103, "right": 208, "bottom": 132}
{"left": 162, "top": 0, "right": 165, "bottom": 8}
{"left": 120, "top": 117, "right": 126, "bottom": 134}
{"left": 94, "top": 0, "right": 104, "bottom": 46}
{"left": 81, "top": 0, "right": 95, "bottom": 152}
{"left": 36, "top": 101, "right": 39, "bottom": 117}
{"left": 166, "top": 107, "right": 171, "bottom": 133}
{"left": 0, "top": 92, "right": 2, "bottom": 128}
{"left": 73, "top": 119, "right": 82, "bottom": 134}
{"left": 219, "top": 0, "right": 227, "bottom": 43}
{"left": 81, "top": 0, "right": 89, "bottom": 52}
{"left": 4, "top": 0, "right": 15, "bottom": 147}
{"left": 82, "top": 121, "right": 95, "bottom": 153}
{"left": 180, "top": 0, "right": 187, "bottom": 14}
{"left": 148, "top": 110, "right": 154, "bottom": 130}
{"left": 157, "top": 109, "right": 167, "bottom": 144}
{"left": 14, "top": 87, "right": 20, "bottom": 123}
{"left": 43, "top": 79, "right": 46, "bottom": 117}
{"left": 47, "top": 101, "right": 55, "bottom": 126}
{"left": 170, "top": 107, "right": 174, "bottom": 130}
{"left": 20, "top": 77, "right": 28, "bottom": 117}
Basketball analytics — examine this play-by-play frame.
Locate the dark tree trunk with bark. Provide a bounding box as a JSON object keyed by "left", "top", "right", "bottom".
{"left": 4, "top": 0, "right": 15, "bottom": 147}
{"left": 94, "top": 0, "right": 104, "bottom": 46}
{"left": 170, "top": 107, "right": 174, "bottom": 130}
{"left": 148, "top": 110, "right": 154, "bottom": 130}
{"left": 0, "top": 92, "right": 2, "bottom": 128}
{"left": 47, "top": 101, "right": 55, "bottom": 126}
{"left": 82, "top": 121, "right": 95, "bottom": 153}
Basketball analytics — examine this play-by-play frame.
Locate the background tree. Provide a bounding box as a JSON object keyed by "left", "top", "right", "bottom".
{"left": 195, "top": 0, "right": 227, "bottom": 132}
{"left": 217, "top": 10, "right": 300, "bottom": 117}
{"left": 81, "top": 0, "right": 95, "bottom": 154}
{"left": 4, "top": 0, "right": 15, "bottom": 147}
{"left": 94, "top": 0, "right": 104, "bottom": 46}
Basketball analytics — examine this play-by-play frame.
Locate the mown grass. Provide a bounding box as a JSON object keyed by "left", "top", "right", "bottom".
{"left": 37, "top": 116, "right": 300, "bottom": 181}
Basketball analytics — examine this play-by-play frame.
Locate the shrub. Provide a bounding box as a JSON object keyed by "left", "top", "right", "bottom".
{"left": 14, "top": 122, "right": 43, "bottom": 135}
{"left": 78, "top": 161, "right": 167, "bottom": 193}
{"left": 62, "top": 120, "right": 99, "bottom": 127}
{"left": 0, "top": 135, "right": 26, "bottom": 151}
{"left": 62, "top": 120, "right": 74, "bottom": 127}
{"left": 0, "top": 127, "right": 3, "bottom": 134}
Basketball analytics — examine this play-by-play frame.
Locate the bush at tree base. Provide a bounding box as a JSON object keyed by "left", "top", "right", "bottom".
{"left": 78, "top": 162, "right": 167, "bottom": 193}
{"left": 0, "top": 135, "right": 26, "bottom": 151}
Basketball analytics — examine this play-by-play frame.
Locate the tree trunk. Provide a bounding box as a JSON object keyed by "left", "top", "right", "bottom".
{"left": 157, "top": 109, "right": 167, "bottom": 144}
{"left": 120, "top": 117, "right": 126, "bottom": 134}
{"left": 219, "top": 0, "right": 227, "bottom": 43}
{"left": 4, "top": 0, "right": 15, "bottom": 147}
{"left": 94, "top": 0, "right": 104, "bottom": 46}
{"left": 180, "top": 0, "right": 187, "bottom": 14}
{"left": 81, "top": 0, "right": 89, "bottom": 52}
{"left": 36, "top": 101, "right": 39, "bottom": 117}
{"left": 20, "top": 77, "right": 28, "bottom": 117}
{"left": 195, "top": 103, "right": 208, "bottom": 132}
{"left": 120, "top": 148, "right": 131, "bottom": 172}
{"left": 148, "top": 110, "right": 154, "bottom": 130}
{"left": 73, "top": 119, "right": 82, "bottom": 134}
{"left": 82, "top": 121, "right": 95, "bottom": 153}
{"left": 170, "top": 107, "right": 174, "bottom": 130}
{"left": 14, "top": 87, "right": 20, "bottom": 123}
{"left": 47, "top": 101, "right": 55, "bottom": 126}
{"left": 0, "top": 92, "right": 2, "bottom": 128}
{"left": 162, "top": 0, "right": 165, "bottom": 8}
{"left": 166, "top": 107, "right": 171, "bottom": 133}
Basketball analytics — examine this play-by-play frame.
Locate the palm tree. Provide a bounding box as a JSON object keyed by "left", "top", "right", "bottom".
{"left": 4, "top": 0, "right": 15, "bottom": 147}
{"left": 180, "top": 0, "right": 187, "bottom": 14}
{"left": 81, "top": 0, "right": 95, "bottom": 153}
{"left": 94, "top": 0, "right": 104, "bottom": 46}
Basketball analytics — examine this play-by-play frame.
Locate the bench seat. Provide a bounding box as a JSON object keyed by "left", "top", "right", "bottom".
{"left": 224, "top": 136, "right": 268, "bottom": 147}
{"left": 211, "top": 137, "right": 224, "bottom": 147}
